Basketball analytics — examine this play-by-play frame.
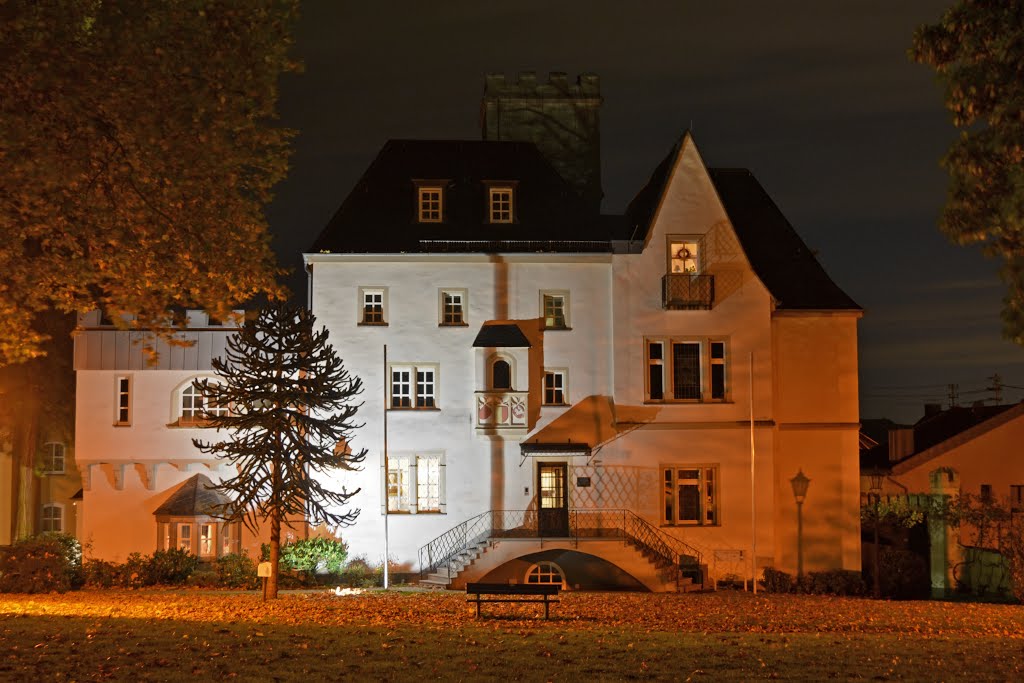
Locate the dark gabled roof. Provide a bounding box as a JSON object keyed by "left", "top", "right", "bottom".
{"left": 473, "top": 323, "right": 531, "bottom": 348}
{"left": 153, "top": 474, "right": 232, "bottom": 517}
{"left": 311, "top": 140, "right": 613, "bottom": 254}
{"left": 911, "top": 403, "right": 1018, "bottom": 454}
{"left": 624, "top": 138, "right": 861, "bottom": 311}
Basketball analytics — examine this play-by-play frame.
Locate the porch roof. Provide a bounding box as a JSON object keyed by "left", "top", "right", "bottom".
{"left": 520, "top": 395, "right": 652, "bottom": 457}
{"left": 153, "top": 473, "right": 233, "bottom": 517}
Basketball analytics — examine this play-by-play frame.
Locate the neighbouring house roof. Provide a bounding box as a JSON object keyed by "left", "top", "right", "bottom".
{"left": 153, "top": 473, "right": 233, "bottom": 517}
{"left": 70, "top": 489, "right": 83, "bottom": 501}
{"left": 624, "top": 138, "right": 861, "bottom": 311}
{"left": 472, "top": 323, "right": 531, "bottom": 348}
{"left": 310, "top": 139, "right": 612, "bottom": 254}
{"left": 891, "top": 402, "right": 1024, "bottom": 475}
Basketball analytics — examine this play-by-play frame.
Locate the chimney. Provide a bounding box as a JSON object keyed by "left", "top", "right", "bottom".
{"left": 888, "top": 427, "right": 914, "bottom": 462}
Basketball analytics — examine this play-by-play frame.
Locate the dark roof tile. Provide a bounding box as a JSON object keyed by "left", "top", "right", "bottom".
{"left": 473, "top": 323, "right": 531, "bottom": 348}
{"left": 153, "top": 474, "right": 233, "bottom": 517}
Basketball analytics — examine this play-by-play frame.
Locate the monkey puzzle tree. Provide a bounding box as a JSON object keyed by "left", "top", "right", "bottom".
{"left": 911, "top": 1, "right": 1024, "bottom": 343}
{"left": 192, "top": 305, "right": 366, "bottom": 599}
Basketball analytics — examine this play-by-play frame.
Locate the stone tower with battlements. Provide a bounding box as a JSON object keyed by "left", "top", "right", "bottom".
{"left": 481, "top": 71, "right": 603, "bottom": 212}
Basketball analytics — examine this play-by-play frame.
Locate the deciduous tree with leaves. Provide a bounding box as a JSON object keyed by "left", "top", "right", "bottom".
{"left": 192, "top": 305, "right": 366, "bottom": 599}
{"left": 0, "top": 0, "right": 298, "bottom": 366}
{"left": 910, "top": 1, "right": 1024, "bottom": 343}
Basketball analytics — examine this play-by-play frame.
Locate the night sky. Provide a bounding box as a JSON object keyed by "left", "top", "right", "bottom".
{"left": 265, "top": 1, "right": 1024, "bottom": 423}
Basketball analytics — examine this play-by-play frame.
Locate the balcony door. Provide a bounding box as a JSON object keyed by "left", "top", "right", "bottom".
{"left": 537, "top": 463, "right": 569, "bottom": 537}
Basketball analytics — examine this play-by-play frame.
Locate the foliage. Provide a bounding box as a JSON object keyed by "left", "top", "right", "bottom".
{"left": 193, "top": 304, "right": 367, "bottom": 598}
{"left": 761, "top": 567, "right": 795, "bottom": 593}
{"left": 910, "top": 2, "right": 1024, "bottom": 343}
{"left": 215, "top": 552, "right": 258, "bottom": 589}
{"left": 0, "top": 0, "right": 299, "bottom": 365}
{"left": 336, "top": 556, "right": 385, "bottom": 588}
{"left": 83, "top": 559, "right": 123, "bottom": 589}
{"left": 0, "top": 533, "right": 83, "bottom": 593}
{"left": 281, "top": 537, "right": 349, "bottom": 575}
{"left": 5, "top": 591, "right": 1024, "bottom": 680}
{"left": 84, "top": 549, "right": 198, "bottom": 588}
{"left": 148, "top": 549, "right": 200, "bottom": 585}
{"left": 877, "top": 548, "right": 930, "bottom": 600}
{"left": 761, "top": 568, "right": 864, "bottom": 596}
{"left": 940, "top": 493, "right": 1024, "bottom": 601}
{"left": 860, "top": 494, "right": 926, "bottom": 528}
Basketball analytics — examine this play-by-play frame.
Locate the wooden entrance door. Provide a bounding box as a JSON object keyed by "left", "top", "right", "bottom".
{"left": 537, "top": 463, "right": 569, "bottom": 537}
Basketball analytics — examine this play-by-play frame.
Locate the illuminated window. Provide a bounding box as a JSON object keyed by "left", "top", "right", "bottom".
{"left": 388, "top": 453, "right": 445, "bottom": 514}
{"left": 541, "top": 291, "right": 570, "bottom": 329}
{"left": 42, "top": 442, "right": 65, "bottom": 474}
{"left": 115, "top": 376, "right": 132, "bottom": 425}
{"left": 220, "top": 522, "right": 240, "bottom": 555}
{"left": 390, "top": 364, "right": 438, "bottom": 409}
{"left": 418, "top": 186, "right": 443, "bottom": 222}
{"left": 489, "top": 186, "right": 514, "bottom": 223}
{"left": 359, "top": 287, "right": 387, "bottom": 325}
{"left": 543, "top": 370, "right": 567, "bottom": 406}
{"left": 199, "top": 523, "right": 215, "bottom": 558}
{"left": 440, "top": 289, "right": 467, "bottom": 326}
{"left": 41, "top": 503, "right": 63, "bottom": 533}
{"left": 668, "top": 237, "right": 700, "bottom": 274}
{"left": 525, "top": 561, "right": 566, "bottom": 588}
{"left": 645, "top": 338, "right": 728, "bottom": 402}
{"left": 662, "top": 465, "right": 718, "bottom": 526}
{"left": 177, "top": 523, "right": 192, "bottom": 552}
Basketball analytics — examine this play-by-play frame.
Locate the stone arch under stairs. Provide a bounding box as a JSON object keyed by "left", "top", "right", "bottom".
{"left": 446, "top": 539, "right": 693, "bottom": 592}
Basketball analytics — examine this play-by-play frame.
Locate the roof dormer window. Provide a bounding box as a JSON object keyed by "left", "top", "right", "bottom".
{"left": 488, "top": 185, "right": 514, "bottom": 223}
{"left": 417, "top": 185, "right": 443, "bottom": 223}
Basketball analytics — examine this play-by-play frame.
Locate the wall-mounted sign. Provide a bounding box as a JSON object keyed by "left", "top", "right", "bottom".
{"left": 576, "top": 476, "right": 591, "bottom": 487}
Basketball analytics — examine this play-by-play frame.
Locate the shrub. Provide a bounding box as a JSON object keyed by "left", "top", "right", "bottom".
{"left": 337, "top": 556, "right": 384, "bottom": 588}
{"left": 761, "top": 567, "right": 795, "bottom": 593}
{"left": 84, "top": 559, "right": 124, "bottom": 588}
{"left": 805, "top": 569, "right": 865, "bottom": 596}
{"left": 148, "top": 548, "right": 199, "bottom": 585}
{"left": 215, "top": 552, "right": 258, "bottom": 589}
{"left": 281, "top": 537, "right": 349, "bottom": 575}
{"left": 0, "top": 534, "right": 83, "bottom": 593}
{"left": 878, "top": 548, "right": 930, "bottom": 600}
{"left": 122, "top": 552, "right": 154, "bottom": 588}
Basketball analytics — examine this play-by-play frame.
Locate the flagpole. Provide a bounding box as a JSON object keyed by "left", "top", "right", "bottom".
{"left": 749, "top": 351, "right": 757, "bottom": 594}
{"left": 383, "top": 344, "right": 389, "bottom": 590}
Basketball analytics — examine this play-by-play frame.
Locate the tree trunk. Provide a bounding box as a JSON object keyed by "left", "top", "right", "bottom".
{"left": 10, "top": 368, "right": 41, "bottom": 540}
{"left": 269, "top": 505, "right": 281, "bottom": 599}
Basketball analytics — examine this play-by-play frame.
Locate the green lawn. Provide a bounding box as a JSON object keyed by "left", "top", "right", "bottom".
{"left": 2, "top": 589, "right": 1022, "bottom": 681}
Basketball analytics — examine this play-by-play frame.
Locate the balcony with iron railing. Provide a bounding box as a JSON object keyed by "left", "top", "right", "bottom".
{"left": 662, "top": 273, "right": 715, "bottom": 310}
{"left": 475, "top": 391, "right": 528, "bottom": 430}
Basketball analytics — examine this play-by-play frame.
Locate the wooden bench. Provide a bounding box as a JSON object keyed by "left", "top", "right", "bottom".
{"left": 465, "top": 582, "right": 560, "bottom": 619}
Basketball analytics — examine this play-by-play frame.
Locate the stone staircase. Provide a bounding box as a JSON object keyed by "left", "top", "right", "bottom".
{"left": 418, "top": 540, "right": 491, "bottom": 589}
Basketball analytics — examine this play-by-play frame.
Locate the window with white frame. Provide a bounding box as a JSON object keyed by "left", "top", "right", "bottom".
{"left": 42, "top": 442, "right": 65, "bottom": 474}
{"left": 541, "top": 291, "right": 570, "bottom": 330}
{"left": 388, "top": 453, "right": 444, "bottom": 513}
{"left": 645, "top": 338, "right": 728, "bottom": 402}
{"left": 662, "top": 465, "right": 718, "bottom": 526}
{"left": 179, "top": 382, "right": 231, "bottom": 424}
{"left": 525, "top": 561, "right": 566, "bottom": 588}
{"left": 488, "top": 186, "right": 514, "bottom": 223}
{"left": 418, "top": 185, "right": 443, "bottom": 222}
{"left": 199, "top": 523, "right": 215, "bottom": 557}
{"left": 543, "top": 370, "right": 567, "bottom": 406}
{"left": 220, "top": 522, "right": 239, "bottom": 555}
{"left": 439, "top": 289, "right": 467, "bottom": 326}
{"left": 41, "top": 503, "right": 63, "bottom": 533}
{"left": 177, "top": 522, "right": 192, "bottom": 552}
{"left": 359, "top": 287, "right": 387, "bottom": 325}
{"left": 390, "top": 364, "right": 438, "bottom": 409}
{"left": 115, "top": 375, "right": 131, "bottom": 425}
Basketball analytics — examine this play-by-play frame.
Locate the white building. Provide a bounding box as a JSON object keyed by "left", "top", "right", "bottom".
{"left": 74, "top": 73, "right": 863, "bottom": 591}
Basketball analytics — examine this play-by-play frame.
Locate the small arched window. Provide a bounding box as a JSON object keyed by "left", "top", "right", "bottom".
{"left": 525, "top": 561, "right": 566, "bottom": 589}
{"left": 41, "top": 503, "right": 63, "bottom": 533}
{"left": 179, "top": 381, "right": 231, "bottom": 425}
{"left": 491, "top": 359, "right": 511, "bottom": 390}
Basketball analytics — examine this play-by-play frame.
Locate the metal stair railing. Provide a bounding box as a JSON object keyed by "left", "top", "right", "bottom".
{"left": 419, "top": 508, "right": 704, "bottom": 586}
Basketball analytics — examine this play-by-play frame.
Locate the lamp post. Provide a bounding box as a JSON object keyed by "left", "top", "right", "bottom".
{"left": 868, "top": 471, "right": 884, "bottom": 599}
{"left": 790, "top": 469, "right": 810, "bottom": 579}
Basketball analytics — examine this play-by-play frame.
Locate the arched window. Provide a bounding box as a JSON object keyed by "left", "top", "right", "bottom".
{"left": 525, "top": 561, "right": 566, "bottom": 589}
{"left": 179, "top": 380, "right": 230, "bottom": 425}
{"left": 491, "top": 359, "right": 511, "bottom": 390}
{"left": 41, "top": 503, "right": 63, "bottom": 533}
